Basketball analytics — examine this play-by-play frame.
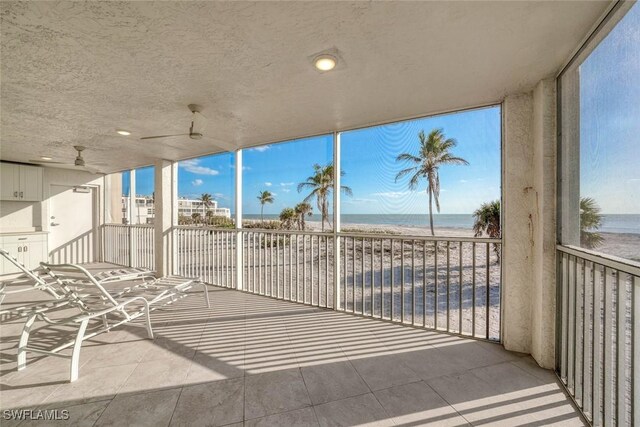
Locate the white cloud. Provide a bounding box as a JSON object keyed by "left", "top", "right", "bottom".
{"left": 179, "top": 159, "right": 219, "bottom": 176}
{"left": 371, "top": 191, "right": 409, "bottom": 199}
{"left": 265, "top": 182, "right": 272, "bottom": 187}
{"left": 282, "top": 188, "right": 291, "bottom": 193}
{"left": 280, "top": 182, "right": 294, "bottom": 187}
{"left": 459, "top": 179, "right": 468, "bottom": 183}
{"left": 251, "top": 145, "right": 270, "bottom": 152}
{"left": 192, "top": 179, "right": 203, "bottom": 186}
{"left": 344, "top": 198, "right": 377, "bottom": 204}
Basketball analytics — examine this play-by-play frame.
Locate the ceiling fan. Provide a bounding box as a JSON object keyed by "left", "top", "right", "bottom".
{"left": 140, "top": 104, "right": 236, "bottom": 151}
{"left": 29, "top": 146, "right": 105, "bottom": 174}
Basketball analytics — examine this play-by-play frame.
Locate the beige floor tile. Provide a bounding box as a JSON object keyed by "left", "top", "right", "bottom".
{"left": 244, "top": 368, "right": 311, "bottom": 419}
{"left": 300, "top": 361, "right": 370, "bottom": 405}
{"left": 397, "top": 347, "right": 466, "bottom": 380}
{"left": 349, "top": 353, "right": 420, "bottom": 391}
{"left": 245, "top": 407, "right": 319, "bottom": 427}
{"left": 170, "top": 378, "right": 244, "bottom": 426}
{"left": 18, "top": 400, "right": 111, "bottom": 427}
{"left": 313, "top": 393, "right": 393, "bottom": 427}
{"left": 119, "top": 358, "right": 190, "bottom": 394}
{"left": 95, "top": 388, "right": 181, "bottom": 427}
{"left": 44, "top": 363, "right": 138, "bottom": 405}
{"left": 183, "top": 351, "right": 244, "bottom": 385}
{"left": 374, "top": 381, "right": 470, "bottom": 426}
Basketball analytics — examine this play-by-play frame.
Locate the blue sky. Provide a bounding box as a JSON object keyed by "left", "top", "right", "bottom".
{"left": 580, "top": 2, "right": 639, "bottom": 214}
{"left": 127, "top": 107, "right": 501, "bottom": 216}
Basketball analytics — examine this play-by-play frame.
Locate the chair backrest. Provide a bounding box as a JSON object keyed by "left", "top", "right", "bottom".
{"left": 0, "top": 248, "right": 63, "bottom": 299}
{"left": 40, "top": 262, "right": 121, "bottom": 310}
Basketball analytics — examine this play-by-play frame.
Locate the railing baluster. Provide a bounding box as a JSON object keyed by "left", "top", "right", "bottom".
{"left": 603, "top": 267, "right": 613, "bottom": 425}
{"left": 412, "top": 240, "right": 415, "bottom": 325}
{"left": 401, "top": 239, "right": 405, "bottom": 323}
{"left": 459, "top": 241, "right": 463, "bottom": 334}
{"left": 391, "top": 239, "right": 395, "bottom": 322}
{"left": 434, "top": 241, "right": 438, "bottom": 330}
{"left": 486, "top": 242, "right": 490, "bottom": 339}
{"left": 472, "top": 242, "right": 476, "bottom": 337}
{"left": 446, "top": 241, "right": 450, "bottom": 332}
{"left": 361, "top": 238, "right": 365, "bottom": 314}
{"left": 371, "top": 238, "right": 374, "bottom": 317}
{"left": 593, "top": 263, "right": 602, "bottom": 425}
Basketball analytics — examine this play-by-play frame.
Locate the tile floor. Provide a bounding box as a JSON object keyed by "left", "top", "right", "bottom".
{"left": 0, "top": 274, "right": 585, "bottom": 426}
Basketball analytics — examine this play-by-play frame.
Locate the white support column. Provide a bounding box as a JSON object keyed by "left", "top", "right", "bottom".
{"left": 128, "top": 169, "right": 136, "bottom": 225}
{"left": 502, "top": 79, "right": 557, "bottom": 368}
{"left": 531, "top": 79, "right": 557, "bottom": 369}
{"left": 503, "top": 92, "right": 535, "bottom": 355}
{"left": 154, "top": 159, "right": 173, "bottom": 277}
{"left": 128, "top": 169, "right": 136, "bottom": 267}
{"left": 235, "top": 149, "right": 243, "bottom": 290}
{"left": 171, "top": 162, "right": 178, "bottom": 276}
{"left": 333, "top": 132, "right": 341, "bottom": 310}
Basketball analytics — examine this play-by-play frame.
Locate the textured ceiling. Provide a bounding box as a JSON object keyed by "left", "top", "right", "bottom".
{"left": 1, "top": 1, "right": 610, "bottom": 173}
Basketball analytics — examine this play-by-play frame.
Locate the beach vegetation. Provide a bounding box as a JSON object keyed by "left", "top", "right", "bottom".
{"left": 395, "top": 129, "right": 469, "bottom": 236}
{"left": 294, "top": 202, "right": 313, "bottom": 230}
{"left": 279, "top": 207, "right": 297, "bottom": 230}
{"left": 580, "top": 197, "right": 604, "bottom": 249}
{"left": 472, "top": 199, "right": 501, "bottom": 262}
{"left": 298, "top": 163, "right": 352, "bottom": 232}
{"left": 257, "top": 190, "right": 274, "bottom": 224}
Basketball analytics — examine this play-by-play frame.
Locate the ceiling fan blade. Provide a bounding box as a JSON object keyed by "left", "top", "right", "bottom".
{"left": 28, "top": 159, "right": 64, "bottom": 164}
{"left": 201, "top": 136, "right": 237, "bottom": 152}
{"left": 140, "top": 134, "right": 189, "bottom": 140}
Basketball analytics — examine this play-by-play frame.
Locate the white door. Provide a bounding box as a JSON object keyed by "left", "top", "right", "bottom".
{"left": 49, "top": 185, "right": 98, "bottom": 264}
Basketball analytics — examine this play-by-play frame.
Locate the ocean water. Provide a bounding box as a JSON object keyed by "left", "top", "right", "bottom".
{"left": 243, "top": 213, "right": 640, "bottom": 234}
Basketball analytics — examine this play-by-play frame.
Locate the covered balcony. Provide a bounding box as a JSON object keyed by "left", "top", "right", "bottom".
{"left": 1, "top": 1, "right": 638, "bottom": 426}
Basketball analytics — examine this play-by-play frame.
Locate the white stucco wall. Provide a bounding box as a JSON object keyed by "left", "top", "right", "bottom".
{"left": 531, "top": 79, "right": 557, "bottom": 369}
{"left": 502, "top": 79, "right": 557, "bottom": 368}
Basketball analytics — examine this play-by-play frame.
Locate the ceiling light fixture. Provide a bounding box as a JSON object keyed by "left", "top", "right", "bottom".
{"left": 314, "top": 54, "right": 337, "bottom": 71}
{"left": 41, "top": 156, "right": 52, "bottom": 161}
{"left": 116, "top": 130, "right": 131, "bottom": 136}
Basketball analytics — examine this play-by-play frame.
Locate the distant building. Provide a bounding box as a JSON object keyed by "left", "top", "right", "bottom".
{"left": 121, "top": 196, "right": 231, "bottom": 224}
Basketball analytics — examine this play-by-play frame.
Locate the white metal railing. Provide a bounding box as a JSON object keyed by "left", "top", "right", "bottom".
{"left": 174, "top": 226, "right": 236, "bottom": 289}
{"left": 557, "top": 245, "right": 640, "bottom": 426}
{"left": 102, "top": 224, "right": 154, "bottom": 269}
{"left": 242, "top": 229, "right": 501, "bottom": 340}
{"left": 243, "top": 230, "right": 335, "bottom": 308}
{"left": 103, "top": 225, "right": 502, "bottom": 341}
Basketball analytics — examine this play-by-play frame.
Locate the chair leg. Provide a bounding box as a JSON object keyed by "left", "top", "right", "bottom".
{"left": 17, "top": 314, "right": 37, "bottom": 371}
{"left": 202, "top": 282, "right": 210, "bottom": 308}
{"left": 69, "top": 319, "right": 89, "bottom": 382}
{"left": 143, "top": 301, "right": 154, "bottom": 339}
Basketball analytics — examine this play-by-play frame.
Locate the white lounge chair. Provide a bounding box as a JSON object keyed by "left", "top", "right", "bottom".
{"left": 0, "top": 248, "right": 155, "bottom": 317}
{"left": 17, "top": 263, "right": 210, "bottom": 382}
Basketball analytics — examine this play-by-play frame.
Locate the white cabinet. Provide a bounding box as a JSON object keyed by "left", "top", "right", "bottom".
{"left": 0, "top": 163, "right": 43, "bottom": 202}
{"left": 0, "top": 233, "right": 48, "bottom": 275}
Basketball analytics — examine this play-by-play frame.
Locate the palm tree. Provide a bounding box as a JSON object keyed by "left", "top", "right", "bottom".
{"left": 298, "top": 163, "right": 352, "bottom": 232}
{"left": 257, "top": 190, "right": 274, "bottom": 224}
{"left": 294, "top": 202, "right": 313, "bottom": 231}
{"left": 473, "top": 200, "right": 501, "bottom": 263}
{"left": 395, "top": 129, "right": 469, "bottom": 236}
{"left": 580, "top": 197, "right": 604, "bottom": 249}
{"left": 199, "top": 193, "right": 213, "bottom": 218}
{"left": 279, "top": 208, "right": 296, "bottom": 230}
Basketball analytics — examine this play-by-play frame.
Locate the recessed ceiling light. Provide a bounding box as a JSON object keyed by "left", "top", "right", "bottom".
{"left": 116, "top": 130, "right": 131, "bottom": 136}
{"left": 314, "top": 54, "right": 337, "bottom": 71}
{"left": 41, "top": 156, "right": 52, "bottom": 161}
